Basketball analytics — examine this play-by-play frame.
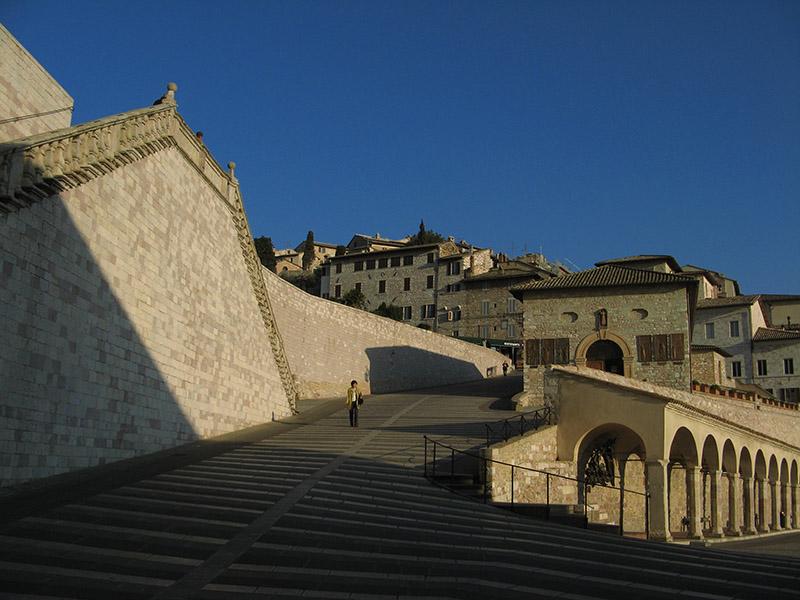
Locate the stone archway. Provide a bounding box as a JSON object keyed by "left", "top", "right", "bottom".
{"left": 575, "top": 330, "right": 634, "bottom": 378}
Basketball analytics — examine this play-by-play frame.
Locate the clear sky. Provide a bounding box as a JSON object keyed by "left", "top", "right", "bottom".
{"left": 3, "top": 1, "right": 798, "bottom": 294}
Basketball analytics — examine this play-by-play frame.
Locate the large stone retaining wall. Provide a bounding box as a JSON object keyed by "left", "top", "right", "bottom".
{"left": 1, "top": 143, "right": 292, "bottom": 487}
{"left": 264, "top": 268, "right": 506, "bottom": 398}
{"left": 0, "top": 24, "right": 73, "bottom": 142}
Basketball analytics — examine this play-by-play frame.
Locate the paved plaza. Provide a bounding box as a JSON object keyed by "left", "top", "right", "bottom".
{"left": 1, "top": 375, "right": 799, "bottom": 599}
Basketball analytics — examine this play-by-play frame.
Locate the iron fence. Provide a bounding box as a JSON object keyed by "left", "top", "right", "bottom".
{"left": 485, "top": 405, "right": 552, "bottom": 447}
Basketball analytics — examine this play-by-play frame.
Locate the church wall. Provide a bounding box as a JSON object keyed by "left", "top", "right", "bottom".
{"left": 1, "top": 147, "right": 291, "bottom": 487}
{"left": 264, "top": 266, "right": 506, "bottom": 397}
{"left": 0, "top": 24, "right": 73, "bottom": 142}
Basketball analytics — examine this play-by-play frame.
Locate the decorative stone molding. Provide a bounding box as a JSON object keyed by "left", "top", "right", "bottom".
{"left": 0, "top": 84, "right": 300, "bottom": 411}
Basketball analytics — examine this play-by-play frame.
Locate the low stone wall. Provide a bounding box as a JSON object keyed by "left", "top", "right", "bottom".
{"left": 483, "top": 426, "right": 578, "bottom": 505}
{"left": 264, "top": 268, "right": 506, "bottom": 398}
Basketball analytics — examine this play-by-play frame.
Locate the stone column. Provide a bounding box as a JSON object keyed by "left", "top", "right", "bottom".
{"left": 792, "top": 484, "right": 800, "bottom": 530}
{"left": 780, "top": 483, "right": 790, "bottom": 530}
{"left": 742, "top": 476, "right": 757, "bottom": 535}
{"left": 709, "top": 469, "right": 724, "bottom": 537}
{"left": 726, "top": 473, "right": 741, "bottom": 536}
{"left": 687, "top": 466, "right": 704, "bottom": 539}
{"left": 756, "top": 478, "right": 768, "bottom": 533}
{"left": 646, "top": 460, "right": 671, "bottom": 542}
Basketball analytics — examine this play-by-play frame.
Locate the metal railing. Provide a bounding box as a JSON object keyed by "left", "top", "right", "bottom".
{"left": 423, "top": 435, "right": 650, "bottom": 538}
{"left": 485, "top": 406, "right": 552, "bottom": 447}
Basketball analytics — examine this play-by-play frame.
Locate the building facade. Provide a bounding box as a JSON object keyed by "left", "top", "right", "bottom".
{"left": 512, "top": 258, "right": 698, "bottom": 406}
{"left": 320, "top": 240, "right": 492, "bottom": 330}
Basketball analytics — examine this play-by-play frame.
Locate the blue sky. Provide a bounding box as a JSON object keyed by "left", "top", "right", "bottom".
{"left": 3, "top": 1, "right": 798, "bottom": 293}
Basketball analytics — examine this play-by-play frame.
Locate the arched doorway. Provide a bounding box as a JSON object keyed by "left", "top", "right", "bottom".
{"left": 585, "top": 339, "right": 624, "bottom": 374}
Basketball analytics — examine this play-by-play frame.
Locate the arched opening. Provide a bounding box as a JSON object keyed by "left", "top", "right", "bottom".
{"left": 585, "top": 339, "right": 624, "bottom": 375}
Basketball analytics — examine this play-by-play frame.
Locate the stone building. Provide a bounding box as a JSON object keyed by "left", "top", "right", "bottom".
{"left": 752, "top": 328, "right": 800, "bottom": 403}
{"left": 320, "top": 240, "right": 492, "bottom": 330}
{"left": 345, "top": 233, "right": 410, "bottom": 253}
{"left": 512, "top": 257, "right": 698, "bottom": 406}
{"left": 436, "top": 259, "right": 555, "bottom": 363}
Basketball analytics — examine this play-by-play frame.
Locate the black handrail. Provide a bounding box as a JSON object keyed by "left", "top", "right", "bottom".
{"left": 424, "top": 435, "right": 650, "bottom": 539}
{"left": 486, "top": 405, "right": 552, "bottom": 447}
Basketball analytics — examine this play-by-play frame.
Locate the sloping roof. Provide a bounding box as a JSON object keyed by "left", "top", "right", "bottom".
{"left": 691, "top": 344, "right": 733, "bottom": 358}
{"left": 466, "top": 261, "right": 550, "bottom": 282}
{"left": 753, "top": 328, "right": 800, "bottom": 342}
{"left": 696, "top": 295, "right": 761, "bottom": 310}
{"left": 512, "top": 264, "right": 696, "bottom": 293}
{"left": 595, "top": 255, "right": 681, "bottom": 272}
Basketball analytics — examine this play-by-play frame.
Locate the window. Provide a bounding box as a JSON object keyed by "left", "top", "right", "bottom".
{"left": 452, "top": 308, "right": 461, "bottom": 321}
{"left": 366, "top": 259, "right": 376, "bottom": 270}
{"left": 354, "top": 282, "right": 361, "bottom": 293}
{"left": 354, "top": 261, "right": 363, "bottom": 272}
{"left": 705, "top": 323, "right": 715, "bottom": 339}
{"left": 334, "top": 285, "right": 341, "bottom": 298}
{"left": 426, "top": 275, "right": 434, "bottom": 289}
{"left": 452, "top": 330, "right": 459, "bottom": 337}
{"left": 403, "top": 255, "right": 414, "bottom": 266}
{"left": 335, "top": 264, "right": 342, "bottom": 274}
{"left": 403, "top": 277, "right": 411, "bottom": 291}
{"left": 481, "top": 300, "right": 490, "bottom": 316}
{"left": 482, "top": 281, "right": 490, "bottom": 291}
{"left": 445, "top": 283, "right": 460, "bottom": 293}
{"left": 757, "top": 359, "right": 768, "bottom": 376}
{"left": 390, "top": 256, "right": 401, "bottom": 267}
{"left": 731, "top": 361, "right": 742, "bottom": 378}
{"left": 508, "top": 324, "right": 516, "bottom": 337}
{"left": 402, "top": 306, "right": 412, "bottom": 321}
{"left": 480, "top": 326, "right": 491, "bottom": 338}
{"left": 729, "top": 321, "right": 740, "bottom": 337}
{"left": 378, "top": 258, "right": 388, "bottom": 269}
{"left": 782, "top": 388, "right": 800, "bottom": 403}
{"left": 422, "top": 304, "right": 435, "bottom": 318}
{"left": 378, "top": 280, "right": 386, "bottom": 293}
{"left": 507, "top": 298, "right": 516, "bottom": 314}
{"left": 427, "top": 253, "right": 434, "bottom": 264}
{"left": 446, "top": 262, "right": 461, "bottom": 276}
{"left": 785, "top": 358, "right": 795, "bottom": 375}
{"left": 500, "top": 320, "right": 508, "bottom": 330}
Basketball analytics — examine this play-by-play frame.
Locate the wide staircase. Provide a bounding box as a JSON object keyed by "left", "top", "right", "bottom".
{"left": 1, "top": 376, "right": 799, "bottom": 599}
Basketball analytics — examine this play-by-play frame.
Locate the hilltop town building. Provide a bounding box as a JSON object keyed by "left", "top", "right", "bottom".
{"left": 320, "top": 239, "right": 492, "bottom": 330}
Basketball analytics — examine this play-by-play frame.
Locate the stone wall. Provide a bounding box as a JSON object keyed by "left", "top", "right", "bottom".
{"left": 0, "top": 24, "right": 73, "bottom": 142}
{"left": 1, "top": 142, "right": 292, "bottom": 487}
{"left": 521, "top": 284, "right": 693, "bottom": 405}
{"left": 264, "top": 267, "right": 506, "bottom": 398}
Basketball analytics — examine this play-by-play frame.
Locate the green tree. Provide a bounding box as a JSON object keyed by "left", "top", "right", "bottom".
{"left": 280, "top": 268, "right": 321, "bottom": 296}
{"left": 253, "top": 236, "right": 277, "bottom": 272}
{"left": 335, "top": 245, "right": 347, "bottom": 256}
{"left": 407, "top": 219, "right": 446, "bottom": 246}
{"left": 371, "top": 302, "right": 403, "bottom": 321}
{"left": 302, "top": 231, "right": 315, "bottom": 270}
{"left": 340, "top": 288, "right": 366, "bottom": 310}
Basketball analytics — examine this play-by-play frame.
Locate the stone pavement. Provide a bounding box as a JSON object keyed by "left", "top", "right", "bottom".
{"left": 1, "top": 374, "right": 800, "bottom": 599}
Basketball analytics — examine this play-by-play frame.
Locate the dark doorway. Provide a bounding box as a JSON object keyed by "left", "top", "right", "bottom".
{"left": 586, "top": 340, "right": 624, "bottom": 374}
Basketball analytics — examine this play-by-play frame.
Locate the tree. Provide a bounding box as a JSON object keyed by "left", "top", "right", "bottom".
{"left": 335, "top": 245, "right": 347, "bottom": 256}
{"left": 371, "top": 302, "right": 403, "bottom": 321}
{"left": 340, "top": 288, "right": 366, "bottom": 310}
{"left": 302, "top": 231, "right": 315, "bottom": 270}
{"left": 253, "top": 236, "right": 277, "bottom": 272}
{"left": 280, "top": 268, "right": 321, "bottom": 296}
{"left": 407, "top": 219, "right": 446, "bottom": 246}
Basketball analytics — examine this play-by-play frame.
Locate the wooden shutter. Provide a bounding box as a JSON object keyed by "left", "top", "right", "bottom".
{"left": 654, "top": 334, "right": 670, "bottom": 362}
{"left": 525, "top": 339, "right": 540, "bottom": 366}
{"left": 555, "top": 338, "right": 570, "bottom": 364}
{"left": 541, "top": 338, "right": 555, "bottom": 365}
{"left": 670, "top": 333, "right": 684, "bottom": 361}
{"left": 637, "top": 335, "right": 653, "bottom": 362}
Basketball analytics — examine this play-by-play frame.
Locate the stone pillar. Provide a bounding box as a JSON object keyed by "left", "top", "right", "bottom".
{"left": 792, "top": 484, "right": 800, "bottom": 530}
{"left": 780, "top": 483, "right": 790, "bottom": 530}
{"left": 646, "top": 459, "right": 671, "bottom": 542}
{"left": 709, "top": 469, "right": 724, "bottom": 538}
{"left": 756, "top": 478, "right": 768, "bottom": 533}
{"left": 687, "top": 466, "right": 704, "bottom": 539}
{"left": 742, "top": 476, "right": 757, "bottom": 535}
{"left": 726, "top": 473, "right": 741, "bottom": 536}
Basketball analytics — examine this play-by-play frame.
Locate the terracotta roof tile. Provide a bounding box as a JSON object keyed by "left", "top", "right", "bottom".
{"left": 753, "top": 327, "right": 800, "bottom": 342}
{"left": 512, "top": 265, "right": 695, "bottom": 293}
{"left": 696, "top": 295, "right": 761, "bottom": 309}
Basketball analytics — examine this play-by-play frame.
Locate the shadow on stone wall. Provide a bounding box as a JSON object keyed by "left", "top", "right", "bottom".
{"left": 1, "top": 194, "right": 197, "bottom": 488}
{"left": 365, "top": 346, "right": 484, "bottom": 394}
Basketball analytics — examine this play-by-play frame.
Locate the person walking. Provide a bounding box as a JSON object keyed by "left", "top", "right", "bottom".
{"left": 502, "top": 361, "right": 509, "bottom": 376}
{"left": 346, "top": 380, "right": 362, "bottom": 427}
